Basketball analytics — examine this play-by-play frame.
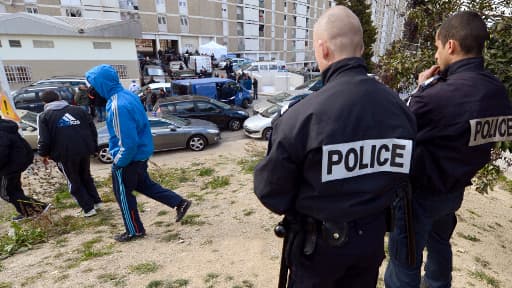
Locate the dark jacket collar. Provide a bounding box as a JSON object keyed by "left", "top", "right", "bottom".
{"left": 441, "top": 56, "right": 484, "bottom": 78}
{"left": 321, "top": 57, "right": 368, "bottom": 84}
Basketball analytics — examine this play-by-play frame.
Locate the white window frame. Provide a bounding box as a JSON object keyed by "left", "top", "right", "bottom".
{"left": 4, "top": 65, "right": 32, "bottom": 84}
{"left": 33, "top": 40, "right": 55, "bottom": 48}
{"left": 93, "top": 41, "right": 112, "bottom": 49}
{"left": 157, "top": 15, "right": 167, "bottom": 25}
{"left": 25, "top": 6, "right": 39, "bottom": 14}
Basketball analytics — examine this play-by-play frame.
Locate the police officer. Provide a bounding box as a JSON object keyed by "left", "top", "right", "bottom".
{"left": 254, "top": 6, "right": 416, "bottom": 288}
{"left": 384, "top": 11, "right": 512, "bottom": 288}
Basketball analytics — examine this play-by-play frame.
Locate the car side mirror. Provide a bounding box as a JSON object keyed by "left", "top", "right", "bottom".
{"left": 26, "top": 126, "right": 36, "bottom": 132}
{"left": 169, "top": 125, "right": 177, "bottom": 131}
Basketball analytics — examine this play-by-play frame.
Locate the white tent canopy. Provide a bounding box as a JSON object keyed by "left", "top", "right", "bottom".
{"left": 198, "top": 41, "right": 227, "bottom": 60}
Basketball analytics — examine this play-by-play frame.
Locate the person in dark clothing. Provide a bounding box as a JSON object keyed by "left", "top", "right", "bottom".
{"left": 252, "top": 77, "right": 258, "bottom": 99}
{"left": 384, "top": 11, "right": 512, "bottom": 288}
{"left": 86, "top": 64, "right": 191, "bottom": 242}
{"left": 147, "top": 76, "right": 158, "bottom": 85}
{"left": 38, "top": 90, "right": 102, "bottom": 217}
{"left": 253, "top": 6, "right": 416, "bottom": 287}
{"left": 0, "top": 117, "right": 50, "bottom": 221}
{"left": 89, "top": 87, "right": 107, "bottom": 122}
{"left": 158, "top": 88, "right": 167, "bottom": 99}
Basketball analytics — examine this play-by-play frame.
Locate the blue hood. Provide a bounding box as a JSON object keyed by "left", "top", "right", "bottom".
{"left": 85, "top": 64, "right": 124, "bottom": 100}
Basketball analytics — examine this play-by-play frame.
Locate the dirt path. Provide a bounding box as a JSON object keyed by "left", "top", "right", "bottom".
{"left": 1, "top": 138, "right": 511, "bottom": 288}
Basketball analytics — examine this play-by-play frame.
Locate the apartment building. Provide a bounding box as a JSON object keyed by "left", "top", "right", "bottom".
{"left": 0, "top": 0, "right": 406, "bottom": 67}
{"left": 371, "top": 0, "right": 408, "bottom": 59}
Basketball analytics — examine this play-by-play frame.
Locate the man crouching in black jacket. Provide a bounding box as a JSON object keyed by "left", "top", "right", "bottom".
{"left": 38, "top": 90, "right": 103, "bottom": 217}
{"left": 0, "top": 117, "right": 50, "bottom": 221}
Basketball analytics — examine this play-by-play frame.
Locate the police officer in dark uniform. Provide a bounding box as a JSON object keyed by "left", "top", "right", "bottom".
{"left": 254, "top": 6, "right": 417, "bottom": 287}
{"left": 384, "top": 11, "right": 512, "bottom": 288}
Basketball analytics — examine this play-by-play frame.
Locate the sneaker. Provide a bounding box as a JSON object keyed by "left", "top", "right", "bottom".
{"left": 94, "top": 202, "right": 104, "bottom": 210}
{"left": 41, "top": 203, "right": 52, "bottom": 214}
{"left": 12, "top": 215, "right": 26, "bottom": 222}
{"left": 76, "top": 208, "right": 97, "bottom": 217}
{"left": 114, "top": 232, "right": 145, "bottom": 242}
{"left": 175, "top": 199, "right": 192, "bottom": 222}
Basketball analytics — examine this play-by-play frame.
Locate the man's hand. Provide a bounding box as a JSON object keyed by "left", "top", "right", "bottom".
{"left": 41, "top": 156, "right": 49, "bottom": 168}
{"left": 418, "top": 65, "right": 440, "bottom": 85}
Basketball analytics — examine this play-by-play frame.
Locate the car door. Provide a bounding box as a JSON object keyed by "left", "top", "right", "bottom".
{"left": 194, "top": 101, "right": 224, "bottom": 126}
{"left": 149, "top": 119, "right": 182, "bottom": 150}
{"left": 13, "top": 90, "right": 43, "bottom": 113}
{"left": 174, "top": 101, "right": 197, "bottom": 118}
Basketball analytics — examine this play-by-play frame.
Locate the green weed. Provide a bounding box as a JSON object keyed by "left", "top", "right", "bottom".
{"left": 53, "top": 184, "right": 78, "bottom": 209}
{"left": 180, "top": 214, "right": 206, "bottom": 226}
{"left": 242, "top": 209, "right": 255, "bottom": 216}
{"left": 0, "top": 282, "right": 13, "bottom": 288}
{"left": 129, "top": 261, "right": 160, "bottom": 275}
{"left": 80, "top": 237, "right": 114, "bottom": 262}
{"left": 157, "top": 210, "right": 169, "bottom": 216}
{"left": 474, "top": 256, "right": 490, "bottom": 268}
{"left": 97, "top": 272, "right": 126, "bottom": 287}
{"left": 237, "top": 146, "right": 265, "bottom": 174}
{"left": 470, "top": 270, "right": 500, "bottom": 288}
{"left": 0, "top": 222, "right": 46, "bottom": 257}
{"left": 198, "top": 167, "right": 215, "bottom": 177}
{"left": 457, "top": 232, "right": 481, "bottom": 242}
{"left": 205, "top": 176, "right": 230, "bottom": 189}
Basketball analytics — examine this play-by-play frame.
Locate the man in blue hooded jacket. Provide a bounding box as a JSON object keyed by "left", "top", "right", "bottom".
{"left": 85, "top": 64, "right": 191, "bottom": 242}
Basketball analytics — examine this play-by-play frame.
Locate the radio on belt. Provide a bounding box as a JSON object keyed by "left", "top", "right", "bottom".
{"left": 322, "top": 138, "right": 413, "bottom": 182}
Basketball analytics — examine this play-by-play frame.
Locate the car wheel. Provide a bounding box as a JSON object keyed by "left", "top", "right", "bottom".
{"left": 97, "top": 145, "right": 113, "bottom": 164}
{"left": 228, "top": 119, "right": 242, "bottom": 131}
{"left": 188, "top": 135, "right": 207, "bottom": 151}
{"left": 242, "top": 99, "right": 249, "bottom": 109}
{"left": 263, "top": 127, "right": 273, "bottom": 140}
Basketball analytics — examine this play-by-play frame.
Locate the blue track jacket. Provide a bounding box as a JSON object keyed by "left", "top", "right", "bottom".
{"left": 85, "top": 65, "right": 153, "bottom": 167}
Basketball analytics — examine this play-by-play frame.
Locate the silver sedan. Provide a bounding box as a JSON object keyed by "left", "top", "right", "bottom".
{"left": 97, "top": 114, "right": 221, "bottom": 164}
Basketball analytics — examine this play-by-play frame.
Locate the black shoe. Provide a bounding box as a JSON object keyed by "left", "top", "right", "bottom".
{"left": 175, "top": 199, "right": 191, "bottom": 222}
{"left": 114, "top": 232, "right": 145, "bottom": 242}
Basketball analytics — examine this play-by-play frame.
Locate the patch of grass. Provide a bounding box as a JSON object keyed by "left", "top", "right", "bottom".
{"left": 456, "top": 232, "right": 481, "bottom": 242}
{"left": 97, "top": 272, "right": 126, "bottom": 287}
{"left": 0, "top": 222, "right": 46, "bottom": 258}
{"left": 80, "top": 237, "right": 114, "bottom": 262}
{"left": 242, "top": 209, "right": 255, "bottom": 216}
{"left": 0, "top": 282, "right": 13, "bottom": 288}
{"left": 138, "top": 202, "right": 146, "bottom": 212}
{"left": 474, "top": 256, "right": 490, "bottom": 268}
{"left": 55, "top": 237, "right": 68, "bottom": 247}
{"left": 149, "top": 168, "right": 194, "bottom": 190}
{"left": 180, "top": 214, "right": 206, "bottom": 226}
{"left": 198, "top": 167, "right": 215, "bottom": 177}
{"left": 204, "top": 273, "right": 220, "bottom": 285}
{"left": 161, "top": 232, "right": 180, "bottom": 242}
{"left": 237, "top": 146, "right": 266, "bottom": 174}
{"left": 171, "top": 279, "right": 189, "bottom": 287}
{"left": 157, "top": 210, "right": 169, "bottom": 216}
{"left": 204, "top": 176, "right": 230, "bottom": 189}
{"left": 129, "top": 261, "right": 160, "bottom": 275}
{"left": 153, "top": 221, "right": 167, "bottom": 227}
{"left": 53, "top": 184, "right": 79, "bottom": 209}
{"left": 186, "top": 191, "right": 206, "bottom": 203}
{"left": 95, "top": 176, "right": 112, "bottom": 189}
{"left": 469, "top": 270, "right": 500, "bottom": 288}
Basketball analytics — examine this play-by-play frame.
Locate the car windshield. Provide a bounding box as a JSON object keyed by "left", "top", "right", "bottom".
{"left": 159, "top": 114, "right": 190, "bottom": 126}
{"left": 146, "top": 68, "right": 165, "bottom": 76}
{"left": 295, "top": 77, "right": 321, "bottom": 90}
{"left": 268, "top": 92, "right": 291, "bottom": 103}
{"left": 283, "top": 92, "right": 309, "bottom": 102}
{"left": 20, "top": 110, "right": 38, "bottom": 125}
{"left": 261, "top": 104, "right": 281, "bottom": 118}
{"left": 209, "top": 98, "right": 231, "bottom": 109}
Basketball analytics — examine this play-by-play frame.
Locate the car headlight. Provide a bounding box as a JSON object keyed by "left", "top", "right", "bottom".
{"left": 207, "top": 129, "right": 219, "bottom": 134}
{"left": 237, "top": 111, "right": 249, "bottom": 116}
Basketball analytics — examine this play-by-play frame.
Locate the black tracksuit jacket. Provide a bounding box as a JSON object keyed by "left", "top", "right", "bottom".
{"left": 0, "top": 119, "right": 33, "bottom": 176}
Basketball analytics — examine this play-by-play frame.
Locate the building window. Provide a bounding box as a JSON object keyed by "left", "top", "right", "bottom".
{"left": 4, "top": 65, "right": 32, "bottom": 84}
{"left": 110, "top": 64, "right": 128, "bottom": 79}
{"left": 8, "top": 40, "right": 22, "bottom": 48}
{"left": 157, "top": 15, "right": 167, "bottom": 25}
{"left": 25, "top": 7, "right": 39, "bottom": 14}
{"left": 33, "top": 40, "right": 55, "bottom": 48}
{"left": 65, "top": 8, "right": 82, "bottom": 17}
{"left": 93, "top": 41, "right": 112, "bottom": 49}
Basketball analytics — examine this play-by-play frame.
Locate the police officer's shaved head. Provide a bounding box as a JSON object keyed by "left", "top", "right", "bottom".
{"left": 313, "top": 5, "right": 364, "bottom": 71}
{"left": 437, "top": 11, "right": 489, "bottom": 56}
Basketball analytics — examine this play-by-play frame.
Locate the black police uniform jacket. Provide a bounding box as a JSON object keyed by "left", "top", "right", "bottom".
{"left": 38, "top": 102, "right": 98, "bottom": 162}
{"left": 409, "top": 57, "right": 512, "bottom": 196}
{"left": 254, "top": 57, "right": 417, "bottom": 223}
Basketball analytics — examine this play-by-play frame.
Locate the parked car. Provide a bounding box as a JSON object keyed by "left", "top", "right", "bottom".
{"left": 142, "top": 65, "right": 168, "bottom": 83}
{"left": 17, "top": 109, "right": 39, "bottom": 149}
{"left": 294, "top": 76, "right": 324, "bottom": 91}
{"left": 154, "top": 95, "right": 249, "bottom": 131}
{"left": 171, "top": 78, "right": 253, "bottom": 108}
{"left": 244, "top": 93, "right": 312, "bottom": 140}
{"left": 252, "top": 89, "right": 312, "bottom": 114}
{"left": 30, "top": 76, "right": 89, "bottom": 92}
{"left": 137, "top": 83, "right": 172, "bottom": 96}
{"left": 12, "top": 84, "right": 76, "bottom": 113}
{"left": 96, "top": 114, "right": 221, "bottom": 164}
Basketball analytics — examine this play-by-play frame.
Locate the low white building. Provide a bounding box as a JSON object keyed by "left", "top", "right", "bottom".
{"left": 0, "top": 13, "right": 141, "bottom": 89}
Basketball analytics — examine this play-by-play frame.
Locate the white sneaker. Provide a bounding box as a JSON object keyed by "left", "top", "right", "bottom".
{"left": 94, "top": 202, "right": 104, "bottom": 210}
{"left": 76, "top": 208, "right": 97, "bottom": 217}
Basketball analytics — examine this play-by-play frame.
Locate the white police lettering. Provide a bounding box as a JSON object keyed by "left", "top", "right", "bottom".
{"left": 469, "top": 116, "right": 512, "bottom": 146}
{"left": 322, "top": 139, "right": 412, "bottom": 182}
